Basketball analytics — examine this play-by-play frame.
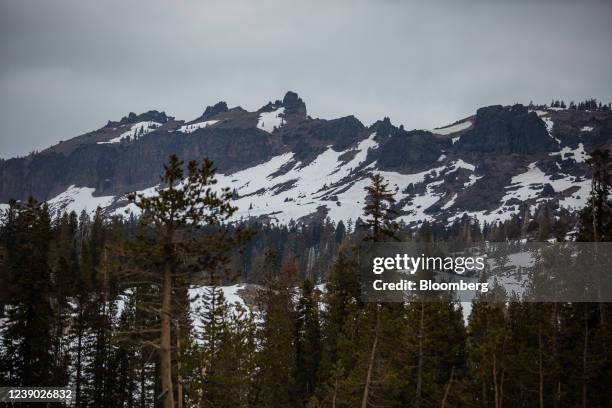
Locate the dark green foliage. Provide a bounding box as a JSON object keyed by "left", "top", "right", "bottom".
{"left": 1, "top": 198, "right": 57, "bottom": 386}
{"left": 0, "top": 155, "right": 611, "bottom": 408}
{"left": 361, "top": 174, "right": 400, "bottom": 241}
{"left": 295, "top": 278, "right": 322, "bottom": 403}
{"left": 254, "top": 253, "right": 299, "bottom": 408}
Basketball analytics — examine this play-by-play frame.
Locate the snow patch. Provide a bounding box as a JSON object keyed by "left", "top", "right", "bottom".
{"left": 448, "top": 159, "right": 476, "bottom": 172}
{"left": 549, "top": 143, "right": 589, "bottom": 164}
{"left": 47, "top": 185, "right": 115, "bottom": 215}
{"left": 530, "top": 110, "right": 548, "bottom": 117}
{"left": 463, "top": 174, "right": 483, "bottom": 188}
{"left": 541, "top": 117, "right": 560, "bottom": 144}
{"left": 431, "top": 120, "right": 472, "bottom": 135}
{"left": 257, "top": 107, "right": 286, "bottom": 133}
{"left": 178, "top": 120, "right": 219, "bottom": 133}
{"left": 98, "top": 121, "right": 161, "bottom": 144}
{"left": 189, "top": 284, "right": 250, "bottom": 332}
{"left": 441, "top": 194, "right": 457, "bottom": 210}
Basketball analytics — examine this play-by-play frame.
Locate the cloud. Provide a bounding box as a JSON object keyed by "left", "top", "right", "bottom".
{"left": 1, "top": 0, "right": 611, "bottom": 158}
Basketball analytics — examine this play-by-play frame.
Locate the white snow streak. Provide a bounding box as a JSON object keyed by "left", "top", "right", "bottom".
{"left": 178, "top": 120, "right": 219, "bottom": 133}
{"left": 431, "top": 120, "right": 472, "bottom": 135}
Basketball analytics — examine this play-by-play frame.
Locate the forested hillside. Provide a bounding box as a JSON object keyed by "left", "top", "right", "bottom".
{"left": 1, "top": 153, "right": 611, "bottom": 407}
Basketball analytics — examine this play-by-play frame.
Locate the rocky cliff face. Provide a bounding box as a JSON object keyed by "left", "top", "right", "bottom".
{"left": 1, "top": 92, "right": 611, "bottom": 228}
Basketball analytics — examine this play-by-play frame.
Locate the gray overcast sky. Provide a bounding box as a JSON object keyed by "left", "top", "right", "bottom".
{"left": 1, "top": 0, "right": 611, "bottom": 158}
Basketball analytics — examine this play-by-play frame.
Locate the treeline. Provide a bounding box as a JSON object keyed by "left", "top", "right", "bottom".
{"left": 0, "top": 155, "right": 611, "bottom": 407}
{"left": 544, "top": 98, "right": 612, "bottom": 112}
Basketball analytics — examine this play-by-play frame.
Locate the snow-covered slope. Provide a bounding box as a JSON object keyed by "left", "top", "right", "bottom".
{"left": 2, "top": 95, "right": 610, "bottom": 229}
{"left": 98, "top": 121, "right": 162, "bottom": 144}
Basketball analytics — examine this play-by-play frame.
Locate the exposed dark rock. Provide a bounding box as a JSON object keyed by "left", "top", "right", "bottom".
{"left": 455, "top": 104, "right": 556, "bottom": 159}
{"left": 282, "top": 91, "right": 307, "bottom": 117}
{"left": 373, "top": 128, "right": 446, "bottom": 173}
{"left": 116, "top": 110, "right": 171, "bottom": 126}
{"left": 541, "top": 183, "right": 555, "bottom": 197}
{"left": 201, "top": 102, "right": 229, "bottom": 120}
{"left": 1, "top": 96, "right": 611, "bottom": 228}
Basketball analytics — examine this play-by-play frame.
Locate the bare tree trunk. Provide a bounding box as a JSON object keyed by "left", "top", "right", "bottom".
{"left": 440, "top": 365, "right": 455, "bottom": 408}
{"left": 582, "top": 309, "right": 588, "bottom": 408}
{"left": 415, "top": 302, "right": 425, "bottom": 408}
{"left": 176, "top": 320, "right": 183, "bottom": 408}
{"left": 332, "top": 377, "right": 338, "bottom": 408}
{"left": 538, "top": 323, "right": 544, "bottom": 408}
{"left": 552, "top": 303, "right": 561, "bottom": 408}
{"left": 160, "top": 262, "right": 175, "bottom": 408}
{"left": 140, "top": 355, "right": 146, "bottom": 408}
{"left": 499, "top": 369, "right": 505, "bottom": 408}
{"left": 75, "top": 312, "right": 83, "bottom": 407}
{"left": 482, "top": 376, "right": 487, "bottom": 408}
{"left": 361, "top": 311, "right": 379, "bottom": 408}
{"left": 592, "top": 178, "right": 608, "bottom": 328}
{"left": 493, "top": 354, "right": 499, "bottom": 408}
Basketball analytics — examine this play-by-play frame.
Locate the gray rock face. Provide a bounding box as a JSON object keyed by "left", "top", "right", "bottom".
{"left": 282, "top": 91, "right": 307, "bottom": 117}
{"left": 455, "top": 104, "right": 556, "bottom": 158}
{"left": 201, "top": 102, "right": 229, "bottom": 120}
{"left": 1, "top": 95, "right": 610, "bottom": 227}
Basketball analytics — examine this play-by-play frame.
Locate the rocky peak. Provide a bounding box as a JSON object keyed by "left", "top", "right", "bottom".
{"left": 282, "top": 91, "right": 307, "bottom": 116}
{"left": 3, "top": 97, "right": 610, "bottom": 230}
{"left": 258, "top": 91, "right": 307, "bottom": 117}
{"left": 456, "top": 104, "right": 555, "bottom": 156}
{"left": 370, "top": 117, "right": 401, "bottom": 139}
{"left": 201, "top": 101, "right": 229, "bottom": 120}
{"left": 108, "top": 110, "right": 171, "bottom": 128}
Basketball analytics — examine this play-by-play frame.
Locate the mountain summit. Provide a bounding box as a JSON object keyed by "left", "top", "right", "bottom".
{"left": 1, "top": 94, "right": 611, "bottom": 229}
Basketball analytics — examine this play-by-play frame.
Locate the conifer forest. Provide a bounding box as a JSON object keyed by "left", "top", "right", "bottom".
{"left": 1, "top": 153, "right": 611, "bottom": 408}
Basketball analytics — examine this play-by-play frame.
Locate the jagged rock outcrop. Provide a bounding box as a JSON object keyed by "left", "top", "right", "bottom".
{"left": 455, "top": 104, "right": 556, "bottom": 158}
{"left": 1, "top": 94, "right": 610, "bottom": 229}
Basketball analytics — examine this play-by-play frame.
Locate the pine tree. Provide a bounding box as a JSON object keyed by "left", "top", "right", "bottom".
{"left": 579, "top": 149, "right": 612, "bottom": 242}
{"left": 296, "top": 277, "right": 322, "bottom": 404}
{"left": 0, "top": 198, "right": 59, "bottom": 386}
{"left": 254, "top": 251, "right": 298, "bottom": 408}
{"left": 467, "top": 300, "right": 509, "bottom": 408}
{"left": 320, "top": 247, "right": 361, "bottom": 374}
{"left": 361, "top": 174, "right": 400, "bottom": 242}
{"left": 124, "top": 154, "right": 240, "bottom": 408}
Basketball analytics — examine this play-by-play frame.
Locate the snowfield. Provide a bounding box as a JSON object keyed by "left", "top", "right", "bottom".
{"left": 3, "top": 135, "right": 591, "bottom": 229}
{"left": 98, "top": 121, "right": 162, "bottom": 144}
{"left": 47, "top": 185, "right": 115, "bottom": 215}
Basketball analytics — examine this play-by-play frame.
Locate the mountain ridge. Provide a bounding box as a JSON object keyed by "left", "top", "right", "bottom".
{"left": 1, "top": 92, "right": 611, "bottom": 229}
